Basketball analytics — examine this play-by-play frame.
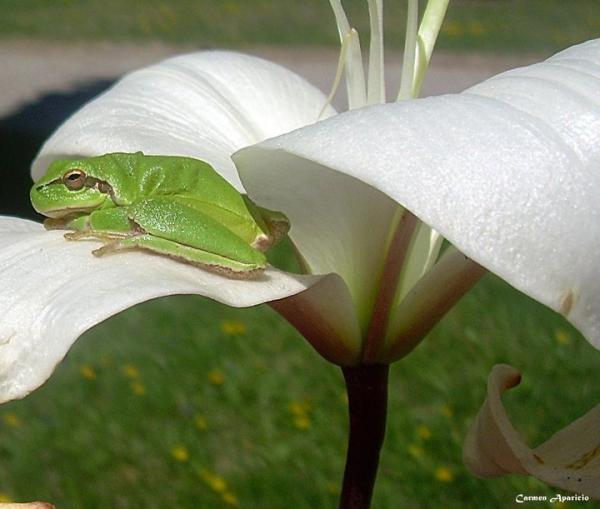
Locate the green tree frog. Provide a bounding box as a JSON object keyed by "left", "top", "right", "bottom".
{"left": 30, "top": 152, "right": 290, "bottom": 278}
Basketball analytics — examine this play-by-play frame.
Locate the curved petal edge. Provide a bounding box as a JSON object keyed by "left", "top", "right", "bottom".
{"left": 0, "top": 218, "right": 326, "bottom": 403}
{"left": 464, "top": 364, "right": 600, "bottom": 499}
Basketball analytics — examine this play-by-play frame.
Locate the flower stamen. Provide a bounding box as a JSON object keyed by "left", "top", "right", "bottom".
{"left": 362, "top": 210, "right": 418, "bottom": 363}
{"left": 367, "top": 0, "right": 386, "bottom": 105}
{"left": 319, "top": 30, "right": 352, "bottom": 119}
{"left": 398, "top": 0, "right": 420, "bottom": 100}
{"left": 412, "top": 0, "right": 451, "bottom": 97}
{"left": 328, "top": 0, "right": 367, "bottom": 109}
{"left": 384, "top": 247, "right": 487, "bottom": 362}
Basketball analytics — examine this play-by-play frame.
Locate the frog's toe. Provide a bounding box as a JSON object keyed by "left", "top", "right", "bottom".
{"left": 92, "top": 241, "right": 125, "bottom": 256}
{"left": 65, "top": 231, "right": 91, "bottom": 240}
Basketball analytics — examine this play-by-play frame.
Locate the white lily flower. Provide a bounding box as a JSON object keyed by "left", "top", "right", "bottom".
{"left": 238, "top": 37, "right": 600, "bottom": 357}
{"left": 235, "top": 37, "right": 600, "bottom": 497}
{"left": 4, "top": 0, "right": 452, "bottom": 398}
{"left": 0, "top": 0, "right": 598, "bottom": 501}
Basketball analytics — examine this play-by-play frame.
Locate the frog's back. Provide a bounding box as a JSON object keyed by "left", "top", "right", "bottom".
{"left": 105, "top": 153, "right": 250, "bottom": 219}
{"left": 95, "top": 152, "right": 237, "bottom": 202}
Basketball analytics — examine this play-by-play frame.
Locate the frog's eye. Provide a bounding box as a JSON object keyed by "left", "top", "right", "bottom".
{"left": 63, "top": 169, "right": 87, "bottom": 190}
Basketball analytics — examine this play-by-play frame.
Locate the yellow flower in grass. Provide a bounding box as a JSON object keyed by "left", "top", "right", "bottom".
{"left": 122, "top": 363, "right": 140, "bottom": 378}
{"left": 288, "top": 401, "right": 311, "bottom": 416}
{"left": 80, "top": 364, "right": 97, "bottom": 380}
{"left": 294, "top": 415, "right": 311, "bottom": 430}
{"left": 130, "top": 381, "right": 146, "bottom": 395}
{"left": 3, "top": 413, "right": 21, "bottom": 428}
{"left": 194, "top": 415, "right": 209, "bottom": 431}
{"left": 171, "top": 445, "right": 190, "bottom": 462}
{"left": 200, "top": 469, "right": 227, "bottom": 493}
{"left": 289, "top": 400, "right": 312, "bottom": 429}
{"left": 435, "top": 466, "right": 454, "bottom": 483}
{"left": 208, "top": 369, "right": 225, "bottom": 386}
{"left": 407, "top": 444, "right": 424, "bottom": 459}
{"left": 222, "top": 491, "right": 240, "bottom": 507}
{"left": 417, "top": 425, "right": 432, "bottom": 440}
{"left": 221, "top": 319, "right": 247, "bottom": 336}
{"left": 326, "top": 482, "right": 340, "bottom": 495}
{"left": 441, "top": 404, "right": 453, "bottom": 418}
{"left": 555, "top": 329, "right": 570, "bottom": 345}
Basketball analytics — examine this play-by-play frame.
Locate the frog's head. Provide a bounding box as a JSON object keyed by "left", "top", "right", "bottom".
{"left": 30, "top": 158, "right": 113, "bottom": 218}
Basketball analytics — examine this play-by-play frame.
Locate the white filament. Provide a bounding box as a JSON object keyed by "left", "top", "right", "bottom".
{"left": 412, "top": 0, "right": 450, "bottom": 96}
{"left": 319, "top": 31, "right": 352, "bottom": 119}
{"left": 398, "top": 0, "right": 419, "bottom": 100}
{"left": 367, "top": 0, "right": 386, "bottom": 104}
{"left": 328, "top": 0, "right": 367, "bottom": 109}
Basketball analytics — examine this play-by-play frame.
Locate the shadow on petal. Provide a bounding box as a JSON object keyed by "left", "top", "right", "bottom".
{"left": 464, "top": 364, "right": 600, "bottom": 499}
{"left": 269, "top": 272, "right": 362, "bottom": 365}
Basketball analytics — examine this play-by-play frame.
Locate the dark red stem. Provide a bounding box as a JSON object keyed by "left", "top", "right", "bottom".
{"left": 338, "top": 364, "right": 389, "bottom": 509}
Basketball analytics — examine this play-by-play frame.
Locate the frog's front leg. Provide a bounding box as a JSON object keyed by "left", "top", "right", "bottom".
{"left": 61, "top": 206, "right": 137, "bottom": 241}
{"left": 43, "top": 213, "right": 89, "bottom": 231}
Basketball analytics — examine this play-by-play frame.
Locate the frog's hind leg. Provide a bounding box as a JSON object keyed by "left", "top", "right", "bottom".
{"left": 65, "top": 230, "right": 133, "bottom": 241}
{"left": 242, "top": 196, "right": 290, "bottom": 251}
{"left": 92, "top": 235, "right": 264, "bottom": 279}
{"left": 99, "top": 197, "right": 267, "bottom": 277}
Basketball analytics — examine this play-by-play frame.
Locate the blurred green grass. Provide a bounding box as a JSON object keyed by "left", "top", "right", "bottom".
{"left": 0, "top": 0, "right": 599, "bottom": 53}
{"left": 0, "top": 243, "right": 598, "bottom": 507}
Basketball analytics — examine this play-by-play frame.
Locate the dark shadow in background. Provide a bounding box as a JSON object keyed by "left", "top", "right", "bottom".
{"left": 0, "top": 80, "right": 113, "bottom": 220}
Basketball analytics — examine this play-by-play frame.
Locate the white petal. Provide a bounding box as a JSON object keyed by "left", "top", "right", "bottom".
{"left": 464, "top": 365, "right": 600, "bottom": 499}
{"left": 466, "top": 41, "right": 600, "bottom": 164}
{"left": 0, "top": 218, "right": 325, "bottom": 403}
{"left": 270, "top": 272, "right": 362, "bottom": 365}
{"left": 32, "top": 51, "right": 335, "bottom": 190}
{"left": 236, "top": 39, "right": 600, "bottom": 349}
{"left": 235, "top": 150, "right": 401, "bottom": 333}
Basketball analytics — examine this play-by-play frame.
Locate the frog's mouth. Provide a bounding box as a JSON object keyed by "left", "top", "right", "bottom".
{"left": 32, "top": 175, "right": 115, "bottom": 218}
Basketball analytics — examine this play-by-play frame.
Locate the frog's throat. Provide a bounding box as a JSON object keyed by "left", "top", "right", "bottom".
{"left": 41, "top": 206, "right": 100, "bottom": 219}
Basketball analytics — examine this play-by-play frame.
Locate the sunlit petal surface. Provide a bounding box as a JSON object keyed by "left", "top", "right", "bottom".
{"left": 32, "top": 51, "right": 335, "bottom": 190}
{"left": 236, "top": 39, "right": 600, "bottom": 349}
